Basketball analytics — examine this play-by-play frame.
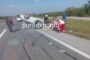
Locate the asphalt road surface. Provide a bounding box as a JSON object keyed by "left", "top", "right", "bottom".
{"left": 0, "top": 22, "right": 90, "bottom": 60}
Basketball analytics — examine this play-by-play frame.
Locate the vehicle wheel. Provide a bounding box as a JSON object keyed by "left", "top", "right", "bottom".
{"left": 35, "top": 20, "right": 43, "bottom": 29}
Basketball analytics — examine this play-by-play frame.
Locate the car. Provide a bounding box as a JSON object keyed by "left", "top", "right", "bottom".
{"left": 17, "top": 14, "right": 44, "bottom": 29}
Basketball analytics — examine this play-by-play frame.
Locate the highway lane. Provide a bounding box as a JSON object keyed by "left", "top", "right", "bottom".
{"left": 25, "top": 30, "right": 90, "bottom": 60}
{"left": 0, "top": 22, "right": 89, "bottom": 60}
{"left": 0, "top": 21, "right": 30, "bottom": 60}
{"left": 0, "top": 28, "right": 29, "bottom": 60}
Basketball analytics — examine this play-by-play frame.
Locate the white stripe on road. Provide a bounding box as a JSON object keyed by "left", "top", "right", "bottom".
{"left": 38, "top": 30, "right": 90, "bottom": 59}
{"left": 0, "top": 29, "right": 7, "bottom": 38}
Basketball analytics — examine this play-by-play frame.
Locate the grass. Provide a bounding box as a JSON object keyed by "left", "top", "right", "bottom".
{"left": 66, "top": 19, "right": 90, "bottom": 40}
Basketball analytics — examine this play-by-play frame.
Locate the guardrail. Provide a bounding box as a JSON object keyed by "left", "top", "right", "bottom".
{"left": 67, "top": 17, "right": 90, "bottom": 20}
{"left": 39, "top": 17, "right": 90, "bottom": 21}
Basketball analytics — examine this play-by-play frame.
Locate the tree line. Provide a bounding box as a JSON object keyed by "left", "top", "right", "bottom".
{"left": 65, "top": 0, "right": 90, "bottom": 16}
{"left": 33, "top": 12, "right": 62, "bottom": 17}
{"left": 0, "top": 16, "right": 7, "bottom": 20}
{"left": 34, "top": 0, "right": 90, "bottom": 17}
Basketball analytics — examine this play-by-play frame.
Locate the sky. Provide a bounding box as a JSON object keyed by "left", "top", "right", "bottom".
{"left": 0, "top": 0, "right": 88, "bottom": 16}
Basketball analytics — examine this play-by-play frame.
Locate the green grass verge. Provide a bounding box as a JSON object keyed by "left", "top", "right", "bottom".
{"left": 66, "top": 19, "right": 90, "bottom": 40}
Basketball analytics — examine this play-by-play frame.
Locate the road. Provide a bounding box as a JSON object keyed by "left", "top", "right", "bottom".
{"left": 0, "top": 22, "right": 90, "bottom": 60}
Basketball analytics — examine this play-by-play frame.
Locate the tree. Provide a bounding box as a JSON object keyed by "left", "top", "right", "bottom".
{"left": 84, "top": 4, "right": 89, "bottom": 14}
{"left": 83, "top": 0, "right": 90, "bottom": 16}
{"left": 65, "top": 0, "right": 90, "bottom": 16}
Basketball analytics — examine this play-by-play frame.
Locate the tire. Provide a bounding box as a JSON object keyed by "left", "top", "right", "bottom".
{"left": 35, "top": 20, "right": 43, "bottom": 29}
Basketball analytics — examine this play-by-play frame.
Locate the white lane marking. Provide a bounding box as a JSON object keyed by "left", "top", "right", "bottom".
{"left": 0, "top": 29, "right": 7, "bottom": 38}
{"left": 59, "top": 50, "right": 66, "bottom": 53}
{"left": 38, "top": 30, "right": 90, "bottom": 59}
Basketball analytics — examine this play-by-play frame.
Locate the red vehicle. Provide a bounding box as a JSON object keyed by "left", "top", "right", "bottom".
{"left": 52, "top": 17, "right": 66, "bottom": 32}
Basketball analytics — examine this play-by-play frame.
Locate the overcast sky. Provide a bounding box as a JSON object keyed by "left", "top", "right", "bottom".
{"left": 0, "top": 0, "right": 88, "bottom": 16}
